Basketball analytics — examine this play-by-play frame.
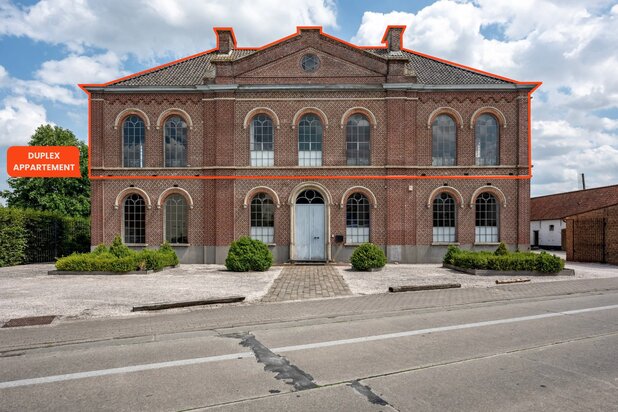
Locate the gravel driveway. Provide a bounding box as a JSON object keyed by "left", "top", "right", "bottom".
{"left": 0, "top": 264, "right": 280, "bottom": 322}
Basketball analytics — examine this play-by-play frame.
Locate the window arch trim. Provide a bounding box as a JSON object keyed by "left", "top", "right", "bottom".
{"left": 243, "top": 108, "right": 280, "bottom": 129}
{"left": 156, "top": 108, "right": 193, "bottom": 130}
{"left": 470, "top": 185, "right": 507, "bottom": 208}
{"left": 470, "top": 107, "right": 507, "bottom": 129}
{"left": 427, "top": 186, "right": 465, "bottom": 209}
{"left": 427, "top": 107, "right": 464, "bottom": 129}
{"left": 114, "top": 187, "right": 152, "bottom": 210}
{"left": 157, "top": 187, "right": 194, "bottom": 210}
{"left": 339, "top": 186, "right": 378, "bottom": 209}
{"left": 288, "top": 181, "right": 333, "bottom": 206}
{"left": 291, "top": 107, "right": 329, "bottom": 129}
{"left": 243, "top": 186, "right": 281, "bottom": 208}
{"left": 340, "top": 107, "right": 378, "bottom": 129}
{"left": 114, "top": 108, "right": 150, "bottom": 130}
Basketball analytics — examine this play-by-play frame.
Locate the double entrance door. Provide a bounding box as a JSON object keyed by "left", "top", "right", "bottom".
{"left": 294, "top": 190, "right": 325, "bottom": 261}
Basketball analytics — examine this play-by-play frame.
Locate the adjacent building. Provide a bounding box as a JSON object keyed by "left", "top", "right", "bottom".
{"left": 82, "top": 26, "right": 538, "bottom": 264}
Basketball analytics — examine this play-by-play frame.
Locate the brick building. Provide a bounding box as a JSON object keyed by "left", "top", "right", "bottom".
{"left": 82, "top": 26, "right": 538, "bottom": 264}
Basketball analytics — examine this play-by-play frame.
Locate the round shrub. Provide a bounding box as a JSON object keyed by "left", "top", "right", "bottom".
{"left": 494, "top": 242, "right": 509, "bottom": 256}
{"left": 351, "top": 243, "right": 386, "bottom": 271}
{"left": 225, "top": 236, "right": 273, "bottom": 272}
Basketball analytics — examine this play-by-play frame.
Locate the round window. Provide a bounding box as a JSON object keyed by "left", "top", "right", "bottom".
{"left": 301, "top": 54, "right": 320, "bottom": 72}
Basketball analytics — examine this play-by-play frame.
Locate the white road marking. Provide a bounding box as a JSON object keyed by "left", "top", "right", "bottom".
{"left": 1, "top": 303, "right": 617, "bottom": 389}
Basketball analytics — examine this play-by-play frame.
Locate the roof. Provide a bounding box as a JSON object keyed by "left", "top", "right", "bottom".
{"left": 531, "top": 184, "right": 618, "bottom": 220}
{"left": 107, "top": 38, "right": 511, "bottom": 88}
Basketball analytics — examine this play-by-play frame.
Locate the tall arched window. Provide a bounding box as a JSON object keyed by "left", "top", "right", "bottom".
{"left": 250, "top": 193, "right": 274, "bottom": 243}
{"left": 432, "top": 114, "right": 456, "bottom": 166}
{"left": 298, "top": 114, "right": 323, "bottom": 166}
{"left": 475, "top": 192, "right": 499, "bottom": 243}
{"left": 475, "top": 114, "right": 499, "bottom": 165}
{"left": 123, "top": 115, "right": 145, "bottom": 167}
{"left": 123, "top": 193, "right": 145, "bottom": 244}
{"left": 346, "top": 193, "right": 370, "bottom": 244}
{"left": 164, "top": 194, "right": 188, "bottom": 244}
{"left": 250, "top": 114, "right": 274, "bottom": 167}
{"left": 433, "top": 192, "right": 456, "bottom": 243}
{"left": 164, "top": 116, "right": 187, "bottom": 167}
{"left": 346, "top": 114, "right": 370, "bottom": 165}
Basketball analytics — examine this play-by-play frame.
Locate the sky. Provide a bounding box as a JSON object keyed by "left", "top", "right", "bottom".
{"left": 0, "top": 0, "right": 617, "bottom": 198}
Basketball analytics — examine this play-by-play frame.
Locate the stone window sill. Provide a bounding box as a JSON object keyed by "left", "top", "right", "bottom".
{"left": 166, "top": 243, "right": 191, "bottom": 247}
{"left": 431, "top": 242, "right": 460, "bottom": 246}
{"left": 474, "top": 242, "right": 501, "bottom": 246}
{"left": 126, "top": 243, "right": 148, "bottom": 247}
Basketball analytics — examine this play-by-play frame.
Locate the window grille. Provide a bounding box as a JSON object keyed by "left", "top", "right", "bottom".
{"left": 432, "top": 192, "right": 456, "bottom": 243}
{"left": 165, "top": 194, "right": 188, "bottom": 244}
{"left": 164, "top": 116, "right": 187, "bottom": 167}
{"left": 296, "top": 190, "right": 324, "bottom": 204}
{"left": 475, "top": 192, "right": 499, "bottom": 243}
{"left": 250, "top": 114, "right": 274, "bottom": 166}
{"left": 301, "top": 54, "right": 320, "bottom": 72}
{"left": 475, "top": 114, "right": 499, "bottom": 165}
{"left": 250, "top": 193, "right": 274, "bottom": 243}
{"left": 123, "top": 193, "right": 145, "bottom": 244}
{"left": 298, "top": 114, "right": 323, "bottom": 166}
{"left": 346, "top": 114, "right": 370, "bottom": 165}
{"left": 432, "top": 114, "right": 456, "bottom": 166}
{"left": 346, "top": 193, "right": 370, "bottom": 244}
{"left": 123, "top": 115, "right": 145, "bottom": 167}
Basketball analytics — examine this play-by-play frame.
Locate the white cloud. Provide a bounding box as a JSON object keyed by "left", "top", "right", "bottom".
{"left": 0, "top": 96, "right": 50, "bottom": 145}
{"left": 35, "top": 52, "right": 127, "bottom": 85}
{"left": 352, "top": 0, "right": 618, "bottom": 196}
{"left": 0, "top": 64, "right": 84, "bottom": 105}
{"left": 0, "top": 0, "right": 338, "bottom": 60}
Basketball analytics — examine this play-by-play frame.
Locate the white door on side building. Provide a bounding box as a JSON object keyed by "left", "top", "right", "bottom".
{"left": 294, "top": 190, "right": 326, "bottom": 261}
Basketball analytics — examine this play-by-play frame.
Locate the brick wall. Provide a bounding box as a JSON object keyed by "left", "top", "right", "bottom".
{"left": 565, "top": 204, "right": 618, "bottom": 264}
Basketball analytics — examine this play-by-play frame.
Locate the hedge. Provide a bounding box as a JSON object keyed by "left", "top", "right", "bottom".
{"left": 55, "top": 237, "right": 179, "bottom": 272}
{"left": 351, "top": 243, "right": 387, "bottom": 271}
{"left": 443, "top": 245, "right": 564, "bottom": 273}
{"left": 0, "top": 207, "right": 90, "bottom": 267}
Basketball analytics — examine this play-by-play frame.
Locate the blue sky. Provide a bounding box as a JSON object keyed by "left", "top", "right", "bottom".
{"left": 1, "top": 0, "right": 617, "bottom": 200}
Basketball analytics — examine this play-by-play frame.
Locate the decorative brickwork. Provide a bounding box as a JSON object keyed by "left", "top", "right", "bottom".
{"left": 85, "top": 26, "right": 535, "bottom": 263}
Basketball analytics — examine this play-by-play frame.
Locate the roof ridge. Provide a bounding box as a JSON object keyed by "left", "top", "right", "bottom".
{"left": 532, "top": 184, "right": 618, "bottom": 199}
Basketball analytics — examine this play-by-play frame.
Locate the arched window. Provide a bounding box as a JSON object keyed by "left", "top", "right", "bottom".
{"left": 123, "top": 115, "right": 145, "bottom": 167}
{"left": 433, "top": 193, "right": 456, "bottom": 243}
{"left": 250, "top": 193, "right": 274, "bottom": 243}
{"left": 164, "top": 116, "right": 187, "bottom": 167}
{"left": 432, "top": 114, "right": 456, "bottom": 166}
{"left": 475, "top": 114, "right": 499, "bottom": 165}
{"left": 298, "top": 114, "right": 323, "bottom": 166}
{"left": 164, "top": 194, "right": 188, "bottom": 244}
{"left": 123, "top": 193, "right": 145, "bottom": 244}
{"left": 250, "top": 114, "right": 274, "bottom": 167}
{"left": 346, "top": 193, "right": 370, "bottom": 244}
{"left": 346, "top": 114, "right": 370, "bottom": 165}
{"left": 475, "top": 192, "right": 499, "bottom": 243}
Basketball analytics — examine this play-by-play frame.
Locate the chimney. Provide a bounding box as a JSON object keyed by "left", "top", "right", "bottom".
{"left": 214, "top": 27, "right": 236, "bottom": 54}
{"left": 382, "top": 26, "right": 406, "bottom": 52}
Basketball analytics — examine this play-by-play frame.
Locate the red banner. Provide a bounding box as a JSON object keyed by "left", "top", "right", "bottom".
{"left": 7, "top": 146, "right": 81, "bottom": 178}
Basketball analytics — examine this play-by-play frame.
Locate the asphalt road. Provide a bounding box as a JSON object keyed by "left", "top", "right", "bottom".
{"left": 1, "top": 279, "right": 617, "bottom": 411}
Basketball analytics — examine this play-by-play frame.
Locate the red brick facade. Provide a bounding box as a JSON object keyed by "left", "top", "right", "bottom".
{"left": 85, "top": 26, "right": 535, "bottom": 263}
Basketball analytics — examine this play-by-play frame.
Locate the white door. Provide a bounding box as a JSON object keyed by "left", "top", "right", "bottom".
{"left": 295, "top": 203, "right": 325, "bottom": 260}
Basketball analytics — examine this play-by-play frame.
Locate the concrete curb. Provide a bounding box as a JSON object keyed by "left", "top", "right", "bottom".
{"left": 389, "top": 283, "right": 461, "bottom": 293}
{"left": 443, "top": 264, "right": 575, "bottom": 277}
{"left": 131, "top": 296, "right": 246, "bottom": 312}
{"left": 48, "top": 265, "right": 178, "bottom": 276}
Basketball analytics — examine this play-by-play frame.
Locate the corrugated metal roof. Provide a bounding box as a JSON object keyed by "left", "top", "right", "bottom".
{"left": 531, "top": 185, "right": 618, "bottom": 220}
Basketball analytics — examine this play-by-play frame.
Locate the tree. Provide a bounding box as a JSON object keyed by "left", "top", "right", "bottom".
{"left": 1, "top": 125, "right": 90, "bottom": 218}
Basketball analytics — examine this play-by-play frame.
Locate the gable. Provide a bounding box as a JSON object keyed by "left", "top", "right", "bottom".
{"left": 237, "top": 47, "right": 384, "bottom": 81}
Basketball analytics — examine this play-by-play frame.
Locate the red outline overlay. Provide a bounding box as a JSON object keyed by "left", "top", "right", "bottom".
{"left": 78, "top": 26, "right": 541, "bottom": 182}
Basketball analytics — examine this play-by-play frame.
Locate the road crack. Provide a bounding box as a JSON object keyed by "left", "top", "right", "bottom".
{"left": 223, "top": 332, "right": 318, "bottom": 391}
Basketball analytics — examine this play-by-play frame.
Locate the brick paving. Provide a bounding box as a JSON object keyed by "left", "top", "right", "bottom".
{"left": 262, "top": 265, "right": 352, "bottom": 302}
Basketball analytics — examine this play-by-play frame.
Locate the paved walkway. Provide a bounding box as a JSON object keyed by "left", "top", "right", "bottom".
{"left": 261, "top": 265, "right": 352, "bottom": 302}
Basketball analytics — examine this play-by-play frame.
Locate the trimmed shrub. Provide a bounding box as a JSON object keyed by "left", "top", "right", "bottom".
{"left": 444, "top": 248, "right": 564, "bottom": 273}
{"left": 443, "top": 245, "right": 460, "bottom": 265}
{"left": 225, "top": 236, "right": 273, "bottom": 272}
{"left": 55, "top": 238, "right": 179, "bottom": 273}
{"left": 109, "top": 235, "right": 133, "bottom": 258}
{"left": 351, "top": 243, "right": 387, "bottom": 271}
{"left": 494, "top": 242, "right": 509, "bottom": 256}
